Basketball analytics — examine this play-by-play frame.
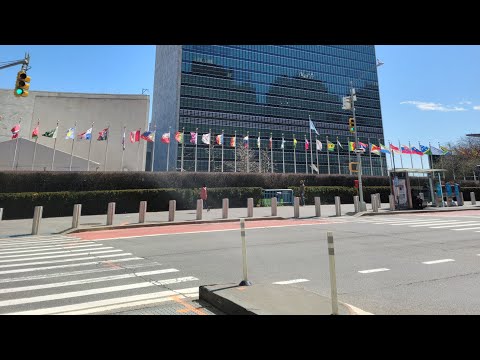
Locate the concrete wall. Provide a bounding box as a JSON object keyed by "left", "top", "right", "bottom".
{"left": 0, "top": 89, "right": 149, "bottom": 171}
{"left": 152, "top": 45, "right": 182, "bottom": 172}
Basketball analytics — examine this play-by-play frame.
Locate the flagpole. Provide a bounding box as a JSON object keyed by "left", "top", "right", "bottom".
{"left": 136, "top": 128, "right": 141, "bottom": 171}
{"left": 151, "top": 125, "right": 157, "bottom": 172}
{"left": 408, "top": 140, "right": 414, "bottom": 168}
{"left": 120, "top": 126, "right": 126, "bottom": 171}
{"left": 234, "top": 130, "right": 237, "bottom": 173}
{"left": 104, "top": 125, "right": 110, "bottom": 171}
{"left": 293, "top": 134, "right": 297, "bottom": 174}
{"left": 337, "top": 137, "right": 341, "bottom": 174}
{"left": 429, "top": 141, "right": 434, "bottom": 170}
{"left": 208, "top": 129, "right": 211, "bottom": 172}
{"left": 181, "top": 127, "right": 185, "bottom": 172}
{"left": 258, "top": 132, "right": 261, "bottom": 173}
{"left": 315, "top": 135, "right": 319, "bottom": 174}
{"left": 12, "top": 136, "right": 19, "bottom": 170}
{"left": 282, "top": 133, "right": 285, "bottom": 173}
{"left": 304, "top": 134, "right": 308, "bottom": 174}
{"left": 438, "top": 142, "right": 444, "bottom": 179}
{"left": 221, "top": 129, "right": 224, "bottom": 173}
{"left": 87, "top": 122, "right": 94, "bottom": 171}
{"left": 348, "top": 136, "right": 351, "bottom": 175}
{"left": 309, "top": 115, "right": 313, "bottom": 174}
{"left": 326, "top": 135, "right": 330, "bottom": 175}
{"left": 31, "top": 120, "right": 39, "bottom": 171}
{"left": 418, "top": 141, "right": 424, "bottom": 169}
{"left": 51, "top": 121, "right": 59, "bottom": 171}
{"left": 195, "top": 127, "right": 198, "bottom": 172}
{"left": 368, "top": 138, "right": 373, "bottom": 175}
{"left": 165, "top": 126, "right": 170, "bottom": 172}
{"left": 69, "top": 121, "right": 77, "bottom": 171}
{"left": 378, "top": 138, "right": 384, "bottom": 176}
{"left": 270, "top": 132, "right": 273, "bottom": 173}
{"left": 398, "top": 140, "right": 404, "bottom": 168}
{"left": 246, "top": 131, "right": 249, "bottom": 173}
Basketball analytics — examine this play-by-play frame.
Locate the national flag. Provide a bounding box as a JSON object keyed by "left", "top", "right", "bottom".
{"left": 327, "top": 141, "right": 335, "bottom": 152}
{"left": 141, "top": 131, "right": 155, "bottom": 142}
{"left": 440, "top": 146, "right": 452, "bottom": 155}
{"left": 401, "top": 145, "right": 412, "bottom": 154}
{"left": 293, "top": 138, "right": 297, "bottom": 148}
{"left": 349, "top": 142, "right": 356, "bottom": 151}
{"left": 309, "top": 118, "right": 319, "bottom": 135}
{"left": 411, "top": 147, "right": 424, "bottom": 156}
{"left": 31, "top": 125, "right": 39, "bottom": 139}
{"left": 161, "top": 132, "right": 170, "bottom": 144}
{"left": 281, "top": 138, "right": 285, "bottom": 149}
{"left": 430, "top": 146, "right": 445, "bottom": 156}
{"left": 230, "top": 136, "right": 236, "bottom": 147}
{"left": 130, "top": 130, "right": 140, "bottom": 143}
{"left": 11, "top": 124, "right": 20, "bottom": 139}
{"left": 78, "top": 128, "right": 92, "bottom": 140}
{"left": 201, "top": 133, "right": 210, "bottom": 145}
{"left": 122, "top": 129, "right": 126, "bottom": 150}
{"left": 316, "top": 139, "right": 322, "bottom": 151}
{"left": 43, "top": 128, "right": 58, "bottom": 138}
{"left": 190, "top": 132, "right": 197, "bottom": 145}
{"left": 420, "top": 145, "right": 431, "bottom": 155}
{"left": 257, "top": 136, "right": 261, "bottom": 148}
{"left": 269, "top": 136, "right": 273, "bottom": 149}
{"left": 65, "top": 127, "right": 75, "bottom": 140}
{"left": 305, "top": 139, "right": 309, "bottom": 151}
{"left": 175, "top": 131, "right": 184, "bottom": 144}
{"left": 336, "top": 140, "right": 343, "bottom": 149}
{"left": 243, "top": 135, "right": 249, "bottom": 148}
{"left": 371, "top": 144, "right": 381, "bottom": 155}
{"left": 216, "top": 134, "right": 223, "bottom": 145}
{"left": 389, "top": 144, "right": 401, "bottom": 154}
{"left": 380, "top": 143, "right": 390, "bottom": 154}
{"left": 358, "top": 141, "right": 368, "bottom": 150}
{"left": 97, "top": 128, "right": 108, "bottom": 141}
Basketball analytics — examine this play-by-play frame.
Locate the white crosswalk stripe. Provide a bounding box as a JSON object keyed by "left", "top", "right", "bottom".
{"left": 0, "top": 234, "right": 201, "bottom": 315}
{"left": 355, "top": 217, "right": 480, "bottom": 233}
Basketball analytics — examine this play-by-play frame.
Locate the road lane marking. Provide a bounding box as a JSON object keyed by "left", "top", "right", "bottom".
{"left": 409, "top": 222, "right": 462, "bottom": 227}
{"left": 0, "top": 249, "right": 122, "bottom": 263}
{"left": 429, "top": 222, "right": 480, "bottom": 228}
{"left": 0, "top": 243, "right": 104, "bottom": 255}
{"left": 452, "top": 227, "right": 480, "bottom": 231}
{"left": 0, "top": 246, "right": 114, "bottom": 259}
{"left": 273, "top": 279, "right": 310, "bottom": 285}
{"left": 422, "top": 259, "right": 455, "bottom": 265}
{"left": 358, "top": 268, "right": 390, "bottom": 274}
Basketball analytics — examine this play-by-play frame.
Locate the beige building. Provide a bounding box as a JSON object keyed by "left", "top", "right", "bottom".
{"left": 0, "top": 89, "right": 150, "bottom": 171}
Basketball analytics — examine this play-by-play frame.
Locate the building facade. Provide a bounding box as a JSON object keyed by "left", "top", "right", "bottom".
{"left": 0, "top": 89, "right": 149, "bottom": 171}
{"left": 152, "top": 45, "right": 386, "bottom": 175}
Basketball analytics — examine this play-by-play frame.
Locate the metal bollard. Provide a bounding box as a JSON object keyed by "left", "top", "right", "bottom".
{"left": 239, "top": 218, "right": 252, "bottom": 286}
{"left": 196, "top": 199, "right": 203, "bottom": 220}
{"left": 371, "top": 194, "right": 378, "bottom": 212}
{"left": 139, "top": 201, "right": 147, "bottom": 223}
{"left": 460, "top": 192, "right": 465, "bottom": 206}
{"left": 389, "top": 194, "right": 395, "bottom": 210}
{"left": 327, "top": 231, "right": 339, "bottom": 315}
{"left": 72, "top": 204, "right": 82, "bottom": 228}
{"left": 107, "top": 202, "right": 115, "bottom": 226}
{"left": 334, "top": 196, "right": 341, "bottom": 216}
{"left": 247, "top": 198, "right": 254, "bottom": 218}
{"left": 315, "top": 197, "right": 321, "bottom": 217}
{"left": 471, "top": 192, "right": 476, "bottom": 205}
{"left": 376, "top": 193, "right": 381, "bottom": 209}
{"left": 168, "top": 200, "right": 176, "bottom": 222}
{"left": 271, "top": 197, "right": 277, "bottom": 216}
{"left": 31, "top": 206, "right": 43, "bottom": 235}
{"left": 0, "top": 208, "right": 3, "bottom": 221}
{"left": 222, "top": 198, "right": 229, "bottom": 219}
{"left": 294, "top": 197, "right": 300, "bottom": 218}
{"left": 353, "top": 196, "right": 359, "bottom": 213}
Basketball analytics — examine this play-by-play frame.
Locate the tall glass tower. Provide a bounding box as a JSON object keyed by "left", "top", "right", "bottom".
{"left": 152, "top": 45, "right": 385, "bottom": 175}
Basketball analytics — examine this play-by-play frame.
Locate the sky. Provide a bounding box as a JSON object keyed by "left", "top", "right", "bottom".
{"left": 1, "top": 45, "right": 478, "bottom": 169}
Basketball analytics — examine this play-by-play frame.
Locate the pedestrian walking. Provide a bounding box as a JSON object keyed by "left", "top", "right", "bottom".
{"left": 300, "top": 180, "right": 306, "bottom": 206}
{"left": 200, "top": 184, "right": 209, "bottom": 211}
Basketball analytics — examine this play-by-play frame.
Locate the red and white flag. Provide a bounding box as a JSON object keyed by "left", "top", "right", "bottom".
{"left": 11, "top": 124, "right": 20, "bottom": 139}
{"left": 161, "top": 132, "right": 170, "bottom": 144}
{"left": 130, "top": 130, "right": 140, "bottom": 143}
{"left": 31, "top": 126, "right": 39, "bottom": 139}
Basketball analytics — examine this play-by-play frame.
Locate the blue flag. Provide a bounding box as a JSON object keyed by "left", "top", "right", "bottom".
{"left": 309, "top": 118, "right": 319, "bottom": 135}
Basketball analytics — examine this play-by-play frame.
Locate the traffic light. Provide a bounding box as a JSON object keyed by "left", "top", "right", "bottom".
{"left": 14, "top": 71, "right": 30, "bottom": 97}
{"left": 348, "top": 118, "right": 355, "bottom": 133}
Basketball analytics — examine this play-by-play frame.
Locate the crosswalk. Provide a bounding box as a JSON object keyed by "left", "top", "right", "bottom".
{"left": 355, "top": 216, "right": 480, "bottom": 233}
{"left": 0, "top": 234, "right": 200, "bottom": 315}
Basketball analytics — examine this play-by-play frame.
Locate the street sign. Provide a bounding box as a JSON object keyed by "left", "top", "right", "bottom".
{"left": 342, "top": 96, "right": 351, "bottom": 110}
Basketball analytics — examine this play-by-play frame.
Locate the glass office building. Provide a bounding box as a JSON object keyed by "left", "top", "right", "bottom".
{"left": 152, "top": 45, "right": 386, "bottom": 175}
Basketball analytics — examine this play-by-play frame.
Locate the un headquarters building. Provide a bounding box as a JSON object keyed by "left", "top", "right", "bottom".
{"left": 152, "top": 45, "right": 386, "bottom": 175}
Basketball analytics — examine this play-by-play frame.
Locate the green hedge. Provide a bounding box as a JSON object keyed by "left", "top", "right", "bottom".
{"left": 0, "top": 187, "right": 263, "bottom": 220}
{"left": 289, "top": 186, "right": 392, "bottom": 205}
{"left": 0, "top": 171, "right": 389, "bottom": 193}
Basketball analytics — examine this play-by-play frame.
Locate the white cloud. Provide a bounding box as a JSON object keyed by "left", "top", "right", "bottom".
{"left": 400, "top": 101, "right": 467, "bottom": 112}
{"left": 459, "top": 100, "right": 472, "bottom": 105}
{"left": 473, "top": 106, "right": 480, "bottom": 110}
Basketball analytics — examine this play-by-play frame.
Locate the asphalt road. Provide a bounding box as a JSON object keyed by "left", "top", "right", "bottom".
{"left": 2, "top": 211, "right": 480, "bottom": 314}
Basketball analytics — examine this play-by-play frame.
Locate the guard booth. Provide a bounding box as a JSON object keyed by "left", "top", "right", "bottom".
{"left": 389, "top": 168, "right": 448, "bottom": 210}
{"left": 261, "top": 189, "right": 294, "bottom": 206}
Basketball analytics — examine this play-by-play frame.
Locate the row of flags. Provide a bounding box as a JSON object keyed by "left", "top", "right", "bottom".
{"left": 9, "top": 123, "right": 453, "bottom": 156}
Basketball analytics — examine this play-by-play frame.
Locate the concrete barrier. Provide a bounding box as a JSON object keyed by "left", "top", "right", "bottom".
{"left": 471, "top": 192, "right": 476, "bottom": 205}
{"left": 353, "top": 196, "right": 359, "bottom": 213}
{"left": 460, "top": 192, "right": 465, "bottom": 206}
{"left": 222, "top": 198, "right": 229, "bottom": 219}
{"left": 247, "top": 198, "right": 254, "bottom": 218}
{"left": 371, "top": 194, "right": 378, "bottom": 213}
{"left": 72, "top": 204, "right": 82, "bottom": 228}
{"left": 139, "top": 201, "right": 147, "bottom": 223}
{"left": 32, "top": 206, "right": 43, "bottom": 235}
{"left": 294, "top": 197, "right": 300, "bottom": 218}
{"left": 335, "top": 196, "right": 341, "bottom": 216}
{"left": 271, "top": 197, "right": 277, "bottom": 216}
{"left": 107, "top": 202, "right": 115, "bottom": 226}
{"left": 196, "top": 199, "right": 203, "bottom": 220}
{"left": 389, "top": 194, "right": 395, "bottom": 210}
{"left": 168, "top": 200, "right": 176, "bottom": 222}
{"left": 315, "top": 197, "right": 321, "bottom": 217}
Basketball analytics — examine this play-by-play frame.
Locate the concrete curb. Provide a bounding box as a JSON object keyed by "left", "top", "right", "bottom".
{"left": 61, "top": 216, "right": 287, "bottom": 235}
{"left": 199, "top": 285, "right": 255, "bottom": 315}
{"left": 341, "top": 302, "right": 374, "bottom": 315}
{"left": 358, "top": 206, "right": 480, "bottom": 217}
